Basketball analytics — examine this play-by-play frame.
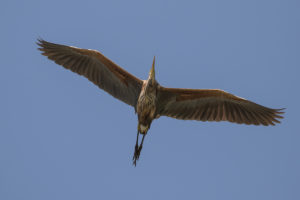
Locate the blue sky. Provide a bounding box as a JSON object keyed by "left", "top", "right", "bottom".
{"left": 1, "top": 0, "right": 299, "bottom": 199}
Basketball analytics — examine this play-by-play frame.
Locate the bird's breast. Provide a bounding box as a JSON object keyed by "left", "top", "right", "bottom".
{"left": 137, "top": 92, "right": 157, "bottom": 124}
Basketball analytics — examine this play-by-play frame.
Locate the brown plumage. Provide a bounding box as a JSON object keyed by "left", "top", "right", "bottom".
{"left": 37, "top": 39, "right": 284, "bottom": 166}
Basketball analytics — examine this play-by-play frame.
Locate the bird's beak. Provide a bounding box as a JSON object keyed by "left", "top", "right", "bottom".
{"left": 149, "top": 56, "right": 155, "bottom": 81}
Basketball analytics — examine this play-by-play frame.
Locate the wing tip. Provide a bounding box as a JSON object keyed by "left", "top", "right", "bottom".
{"left": 269, "top": 108, "right": 285, "bottom": 125}
{"left": 36, "top": 38, "right": 56, "bottom": 49}
{"left": 36, "top": 38, "right": 48, "bottom": 51}
{"left": 36, "top": 37, "right": 45, "bottom": 46}
{"left": 275, "top": 108, "right": 285, "bottom": 114}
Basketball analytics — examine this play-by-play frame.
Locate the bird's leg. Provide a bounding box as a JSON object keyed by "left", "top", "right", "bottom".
{"left": 132, "top": 133, "right": 147, "bottom": 166}
{"left": 133, "top": 130, "right": 140, "bottom": 166}
{"left": 135, "top": 131, "right": 139, "bottom": 151}
{"left": 138, "top": 134, "right": 146, "bottom": 153}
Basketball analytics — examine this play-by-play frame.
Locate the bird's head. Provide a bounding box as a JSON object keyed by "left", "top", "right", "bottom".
{"left": 148, "top": 56, "right": 156, "bottom": 84}
{"left": 145, "top": 56, "right": 157, "bottom": 93}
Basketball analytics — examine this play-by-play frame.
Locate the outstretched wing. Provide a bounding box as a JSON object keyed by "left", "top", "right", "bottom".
{"left": 37, "top": 39, "right": 143, "bottom": 107}
{"left": 156, "top": 87, "right": 284, "bottom": 125}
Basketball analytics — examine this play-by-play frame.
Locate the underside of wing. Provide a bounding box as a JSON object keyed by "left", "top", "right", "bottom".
{"left": 37, "top": 39, "right": 143, "bottom": 107}
{"left": 156, "top": 87, "right": 284, "bottom": 126}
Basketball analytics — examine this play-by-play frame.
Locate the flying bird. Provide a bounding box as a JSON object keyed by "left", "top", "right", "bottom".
{"left": 37, "top": 39, "right": 284, "bottom": 166}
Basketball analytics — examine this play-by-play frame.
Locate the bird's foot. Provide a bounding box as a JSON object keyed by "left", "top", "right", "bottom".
{"left": 132, "top": 144, "right": 142, "bottom": 166}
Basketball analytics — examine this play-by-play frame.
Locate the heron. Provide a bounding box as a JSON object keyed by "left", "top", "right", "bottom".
{"left": 37, "top": 39, "right": 284, "bottom": 166}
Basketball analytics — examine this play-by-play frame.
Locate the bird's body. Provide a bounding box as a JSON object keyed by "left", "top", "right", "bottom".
{"left": 137, "top": 83, "right": 156, "bottom": 134}
{"left": 37, "top": 39, "right": 284, "bottom": 166}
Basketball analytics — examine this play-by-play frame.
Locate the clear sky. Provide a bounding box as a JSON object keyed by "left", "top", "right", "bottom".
{"left": 1, "top": 0, "right": 299, "bottom": 199}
